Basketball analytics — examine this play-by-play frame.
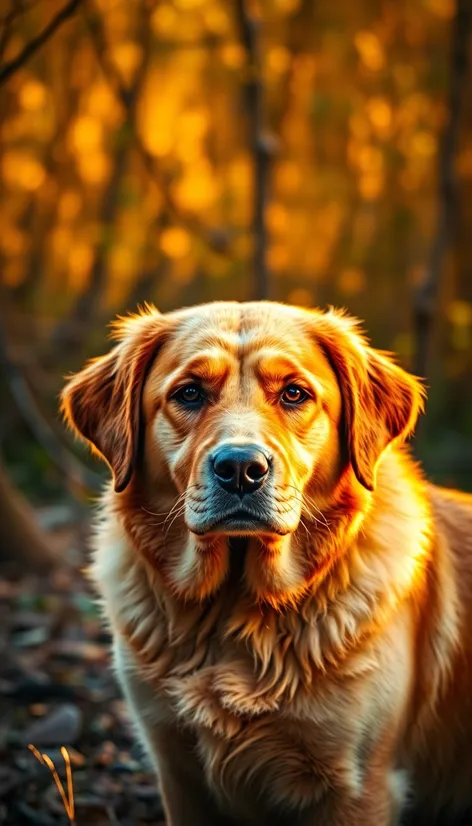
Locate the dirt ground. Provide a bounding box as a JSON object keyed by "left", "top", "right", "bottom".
{"left": 0, "top": 514, "right": 164, "bottom": 826}
{"left": 2, "top": 513, "right": 471, "bottom": 826}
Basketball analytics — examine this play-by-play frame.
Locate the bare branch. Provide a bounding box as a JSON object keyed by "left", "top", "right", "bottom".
{"left": 0, "top": 321, "right": 102, "bottom": 493}
{"left": 235, "top": 0, "right": 275, "bottom": 299}
{"left": 412, "top": 0, "right": 471, "bottom": 380}
{"left": 13, "top": 42, "right": 80, "bottom": 303}
{"left": 0, "top": 460, "right": 57, "bottom": 571}
{"left": 83, "top": 0, "right": 233, "bottom": 258}
{"left": 53, "top": 4, "right": 154, "bottom": 347}
{"left": 0, "top": 1, "right": 24, "bottom": 65}
{"left": 0, "top": 0, "right": 82, "bottom": 87}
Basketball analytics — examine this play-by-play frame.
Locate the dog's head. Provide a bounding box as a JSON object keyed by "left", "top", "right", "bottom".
{"left": 61, "top": 302, "right": 424, "bottom": 605}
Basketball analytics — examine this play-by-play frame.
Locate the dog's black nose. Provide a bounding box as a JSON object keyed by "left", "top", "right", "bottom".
{"left": 212, "top": 445, "right": 270, "bottom": 495}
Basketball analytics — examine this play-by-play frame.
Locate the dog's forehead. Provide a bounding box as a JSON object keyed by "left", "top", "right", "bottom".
{"left": 153, "top": 302, "right": 334, "bottom": 390}
{"left": 164, "top": 302, "right": 326, "bottom": 366}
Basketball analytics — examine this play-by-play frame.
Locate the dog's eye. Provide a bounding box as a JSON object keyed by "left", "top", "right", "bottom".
{"left": 173, "top": 384, "right": 205, "bottom": 407}
{"left": 281, "top": 384, "right": 309, "bottom": 406}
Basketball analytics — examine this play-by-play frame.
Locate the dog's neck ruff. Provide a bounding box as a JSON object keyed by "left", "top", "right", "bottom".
{"left": 91, "top": 449, "right": 432, "bottom": 715}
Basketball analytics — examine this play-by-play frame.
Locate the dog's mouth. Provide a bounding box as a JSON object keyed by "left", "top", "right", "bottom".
{"left": 190, "top": 507, "right": 288, "bottom": 537}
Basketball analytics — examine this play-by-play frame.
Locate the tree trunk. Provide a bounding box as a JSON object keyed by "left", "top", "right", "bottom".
{"left": 412, "top": 0, "right": 471, "bottom": 382}
{"left": 0, "top": 460, "right": 56, "bottom": 574}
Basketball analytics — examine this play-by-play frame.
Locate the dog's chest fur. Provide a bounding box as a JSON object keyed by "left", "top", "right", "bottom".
{"left": 93, "top": 503, "right": 422, "bottom": 814}
{"left": 162, "top": 619, "right": 373, "bottom": 811}
{"left": 113, "top": 558, "right": 386, "bottom": 812}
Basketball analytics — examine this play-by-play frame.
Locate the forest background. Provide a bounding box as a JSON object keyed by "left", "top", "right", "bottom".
{"left": 0, "top": 2, "right": 471, "bottom": 822}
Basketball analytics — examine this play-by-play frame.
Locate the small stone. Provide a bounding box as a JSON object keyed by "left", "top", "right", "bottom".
{"left": 28, "top": 704, "right": 48, "bottom": 717}
{"left": 12, "top": 627, "right": 49, "bottom": 648}
{"left": 21, "top": 703, "right": 83, "bottom": 746}
{"left": 52, "top": 640, "right": 108, "bottom": 663}
{"left": 110, "top": 757, "right": 141, "bottom": 774}
{"left": 94, "top": 740, "right": 117, "bottom": 767}
{"left": 133, "top": 782, "right": 160, "bottom": 800}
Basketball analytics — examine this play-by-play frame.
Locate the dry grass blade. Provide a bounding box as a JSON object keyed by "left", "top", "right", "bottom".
{"left": 28, "top": 744, "right": 76, "bottom": 825}
{"left": 61, "top": 746, "right": 75, "bottom": 824}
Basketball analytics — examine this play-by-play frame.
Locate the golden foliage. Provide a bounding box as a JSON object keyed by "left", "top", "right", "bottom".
{"left": 69, "top": 116, "right": 103, "bottom": 154}
{"left": 0, "top": 0, "right": 462, "bottom": 341}
{"left": 426, "top": 0, "right": 455, "bottom": 19}
{"left": 354, "top": 31, "right": 385, "bottom": 72}
{"left": 19, "top": 80, "right": 47, "bottom": 111}
{"left": 338, "top": 268, "right": 366, "bottom": 296}
{"left": 2, "top": 151, "right": 46, "bottom": 191}
{"left": 366, "top": 96, "right": 392, "bottom": 139}
{"left": 160, "top": 227, "right": 191, "bottom": 258}
{"left": 111, "top": 41, "right": 143, "bottom": 84}
{"left": 287, "top": 287, "right": 313, "bottom": 306}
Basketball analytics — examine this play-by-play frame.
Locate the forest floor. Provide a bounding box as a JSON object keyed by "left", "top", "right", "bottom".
{"left": 2, "top": 509, "right": 471, "bottom": 826}
{"left": 0, "top": 510, "right": 164, "bottom": 826}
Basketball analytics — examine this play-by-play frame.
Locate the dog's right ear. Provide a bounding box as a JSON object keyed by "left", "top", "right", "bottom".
{"left": 61, "top": 308, "right": 167, "bottom": 493}
{"left": 311, "top": 309, "right": 425, "bottom": 492}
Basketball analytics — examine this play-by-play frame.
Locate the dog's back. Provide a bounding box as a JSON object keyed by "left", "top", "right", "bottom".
{"left": 405, "top": 484, "right": 472, "bottom": 823}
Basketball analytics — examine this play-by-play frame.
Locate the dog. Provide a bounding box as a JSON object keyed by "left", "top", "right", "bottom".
{"left": 61, "top": 301, "right": 472, "bottom": 826}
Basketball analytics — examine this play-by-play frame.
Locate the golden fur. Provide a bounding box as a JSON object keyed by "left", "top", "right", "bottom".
{"left": 61, "top": 302, "right": 472, "bottom": 826}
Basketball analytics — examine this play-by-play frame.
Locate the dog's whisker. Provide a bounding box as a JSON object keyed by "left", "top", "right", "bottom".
{"left": 140, "top": 485, "right": 203, "bottom": 520}
{"left": 141, "top": 495, "right": 187, "bottom": 519}
{"left": 276, "top": 484, "right": 333, "bottom": 536}
{"left": 164, "top": 508, "right": 187, "bottom": 538}
{"left": 150, "top": 505, "right": 187, "bottom": 531}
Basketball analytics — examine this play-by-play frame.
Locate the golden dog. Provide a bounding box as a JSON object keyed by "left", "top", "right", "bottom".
{"left": 61, "top": 302, "right": 472, "bottom": 826}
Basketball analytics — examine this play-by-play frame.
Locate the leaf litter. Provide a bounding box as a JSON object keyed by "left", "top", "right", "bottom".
{"left": 0, "top": 517, "right": 165, "bottom": 826}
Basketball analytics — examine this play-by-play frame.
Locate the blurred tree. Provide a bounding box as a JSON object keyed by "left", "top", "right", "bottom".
{"left": 0, "top": 0, "right": 82, "bottom": 87}
{"left": 0, "top": 0, "right": 471, "bottom": 494}
{"left": 236, "top": 0, "right": 275, "bottom": 299}
{"left": 412, "top": 0, "right": 471, "bottom": 384}
{"left": 53, "top": 0, "right": 155, "bottom": 348}
{"left": 0, "top": 458, "right": 55, "bottom": 571}
{"left": 0, "top": 307, "right": 100, "bottom": 569}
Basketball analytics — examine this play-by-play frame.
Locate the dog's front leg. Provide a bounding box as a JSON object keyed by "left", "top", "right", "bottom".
{"left": 114, "top": 638, "right": 234, "bottom": 826}
{"left": 299, "top": 766, "right": 407, "bottom": 826}
{"left": 138, "top": 720, "right": 236, "bottom": 826}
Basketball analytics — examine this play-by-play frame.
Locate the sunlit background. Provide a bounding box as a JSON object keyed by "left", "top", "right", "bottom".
{"left": 1, "top": 2, "right": 472, "bottom": 822}
{"left": 1, "top": 0, "right": 471, "bottom": 499}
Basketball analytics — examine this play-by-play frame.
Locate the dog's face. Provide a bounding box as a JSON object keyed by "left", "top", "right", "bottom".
{"left": 142, "top": 303, "right": 343, "bottom": 540}
{"left": 62, "top": 302, "right": 424, "bottom": 605}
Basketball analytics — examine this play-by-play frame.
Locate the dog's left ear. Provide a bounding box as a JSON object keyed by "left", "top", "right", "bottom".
{"left": 61, "top": 308, "right": 167, "bottom": 493}
{"left": 314, "top": 310, "right": 426, "bottom": 491}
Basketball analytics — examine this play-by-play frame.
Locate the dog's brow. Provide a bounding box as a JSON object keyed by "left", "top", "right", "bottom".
{"left": 248, "top": 350, "right": 326, "bottom": 397}
{"left": 171, "top": 349, "right": 234, "bottom": 381}
{"left": 250, "top": 351, "right": 305, "bottom": 378}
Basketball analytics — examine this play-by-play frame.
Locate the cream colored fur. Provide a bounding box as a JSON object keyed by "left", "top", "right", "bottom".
{"left": 61, "top": 303, "right": 472, "bottom": 826}
{"left": 91, "top": 449, "right": 471, "bottom": 825}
